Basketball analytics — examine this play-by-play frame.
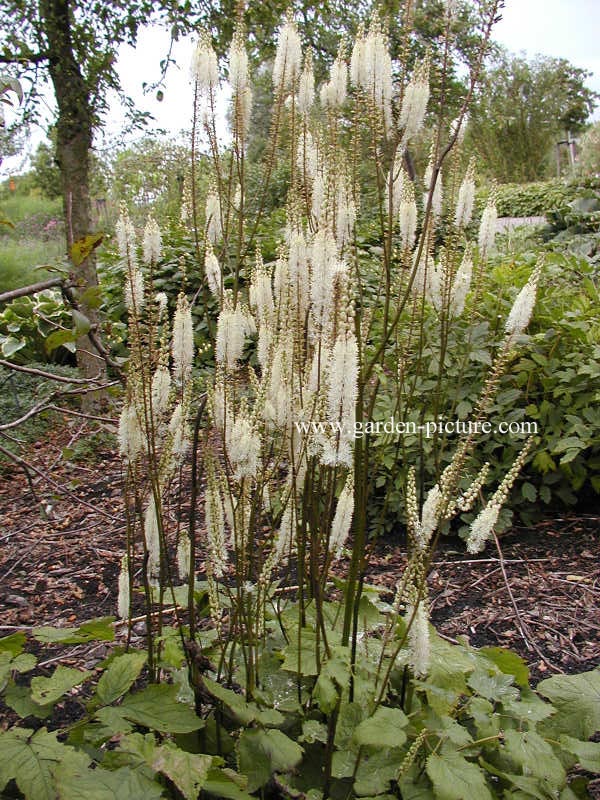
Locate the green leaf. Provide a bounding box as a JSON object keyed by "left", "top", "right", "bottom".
{"left": 71, "top": 309, "right": 91, "bottom": 335}
{"left": 467, "top": 668, "right": 519, "bottom": 703}
{"left": 538, "top": 669, "right": 600, "bottom": 739}
{"left": 32, "top": 618, "right": 115, "bottom": 645}
{"left": 237, "top": 729, "right": 303, "bottom": 792}
{"left": 53, "top": 759, "right": 162, "bottom": 800}
{"left": 521, "top": 482, "right": 537, "bottom": 502}
{"left": 45, "top": 329, "right": 78, "bottom": 354}
{"left": 70, "top": 232, "right": 104, "bottom": 266}
{"left": 426, "top": 751, "right": 493, "bottom": 800}
{"left": 479, "top": 647, "right": 530, "bottom": 688}
{"left": 0, "top": 632, "right": 26, "bottom": 657}
{"left": 354, "top": 749, "right": 403, "bottom": 796}
{"left": 503, "top": 729, "right": 566, "bottom": 789}
{"left": 152, "top": 745, "right": 212, "bottom": 800}
{"left": 96, "top": 652, "right": 146, "bottom": 706}
{"left": 353, "top": 706, "right": 408, "bottom": 749}
{"left": 4, "top": 683, "right": 54, "bottom": 719}
{"left": 201, "top": 677, "right": 284, "bottom": 726}
{"left": 281, "top": 628, "right": 319, "bottom": 676}
{"left": 1, "top": 336, "right": 26, "bottom": 357}
{"left": 0, "top": 727, "right": 75, "bottom": 800}
{"left": 204, "top": 767, "right": 254, "bottom": 800}
{"left": 300, "top": 720, "right": 328, "bottom": 744}
{"left": 559, "top": 735, "right": 600, "bottom": 773}
{"left": 31, "top": 666, "right": 92, "bottom": 706}
{"left": 120, "top": 684, "right": 203, "bottom": 733}
{"left": 0, "top": 652, "right": 37, "bottom": 689}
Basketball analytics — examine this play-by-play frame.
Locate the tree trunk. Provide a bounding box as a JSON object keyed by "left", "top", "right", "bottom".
{"left": 40, "top": 0, "right": 106, "bottom": 404}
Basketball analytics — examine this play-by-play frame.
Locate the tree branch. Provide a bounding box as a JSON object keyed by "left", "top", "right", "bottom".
{"left": 0, "top": 277, "right": 68, "bottom": 304}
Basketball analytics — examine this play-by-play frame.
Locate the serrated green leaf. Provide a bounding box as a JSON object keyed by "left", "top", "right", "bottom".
{"left": 468, "top": 668, "right": 519, "bottom": 703}
{"left": 354, "top": 749, "right": 403, "bottom": 797}
{"left": 237, "top": 729, "right": 303, "bottom": 792}
{"left": 479, "top": 647, "right": 530, "bottom": 688}
{"left": 96, "top": 652, "right": 146, "bottom": 706}
{"left": 31, "top": 666, "right": 91, "bottom": 706}
{"left": 559, "top": 735, "right": 600, "bottom": 773}
{"left": 353, "top": 706, "right": 408, "bottom": 749}
{"left": 0, "top": 726, "right": 76, "bottom": 800}
{"left": 538, "top": 669, "right": 600, "bottom": 739}
{"left": 426, "top": 751, "right": 493, "bottom": 800}
{"left": 120, "top": 684, "right": 203, "bottom": 733}
{"left": 53, "top": 759, "right": 162, "bottom": 800}
{"left": 281, "top": 628, "right": 319, "bottom": 676}
{"left": 4, "top": 683, "right": 54, "bottom": 719}
{"left": 300, "top": 720, "right": 328, "bottom": 744}
{"left": 503, "top": 729, "right": 566, "bottom": 788}
{"left": 153, "top": 745, "right": 212, "bottom": 800}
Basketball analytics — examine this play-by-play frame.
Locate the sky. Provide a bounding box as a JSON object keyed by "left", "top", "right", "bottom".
{"left": 2, "top": 0, "right": 600, "bottom": 177}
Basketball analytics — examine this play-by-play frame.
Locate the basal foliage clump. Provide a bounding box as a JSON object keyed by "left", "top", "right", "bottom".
{"left": 2, "top": 3, "right": 599, "bottom": 799}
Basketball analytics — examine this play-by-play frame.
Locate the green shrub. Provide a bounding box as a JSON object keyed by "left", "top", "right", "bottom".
{"left": 368, "top": 251, "right": 600, "bottom": 535}
{"left": 483, "top": 180, "right": 571, "bottom": 218}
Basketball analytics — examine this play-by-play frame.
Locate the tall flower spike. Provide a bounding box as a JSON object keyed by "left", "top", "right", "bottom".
{"left": 206, "top": 186, "right": 223, "bottom": 244}
{"left": 273, "top": 11, "right": 302, "bottom": 90}
{"left": 117, "top": 555, "right": 130, "bottom": 619}
{"left": 205, "top": 464, "right": 227, "bottom": 577}
{"left": 249, "top": 250, "right": 274, "bottom": 322}
{"left": 478, "top": 185, "right": 498, "bottom": 258}
{"left": 151, "top": 365, "right": 171, "bottom": 416}
{"left": 320, "top": 45, "right": 347, "bottom": 108}
{"left": 192, "top": 31, "right": 219, "bottom": 93}
{"left": 142, "top": 217, "right": 162, "bottom": 265}
{"left": 399, "top": 178, "right": 417, "bottom": 251}
{"left": 228, "top": 26, "right": 248, "bottom": 93}
{"left": 204, "top": 243, "right": 221, "bottom": 297}
{"left": 467, "top": 438, "right": 534, "bottom": 553}
{"left": 326, "top": 331, "right": 359, "bottom": 456}
{"left": 505, "top": 261, "right": 542, "bottom": 342}
{"left": 118, "top": 401, "right": 144, "bottom": 461}
{"left": 399, "top": 57, "right": 430, "bottom": 143}
{"left": 226, "top": 406, "right": 261, "bottom": 481}
{"left": 215, "top": 296, "right": 256, "bottom": 369}
{"left": 144, "top": 496, "right": 161, "bottom": 578}
{"left": 449, "top": 244, "right": 473, "bottom": 317}
{"left": 455, "top": 157, "right": 476, "bottom": 228}
{"left": 329, "top": 473, "right": 354, "bottom": 558}
{"left": 117, "top": 207, "right": 145, "bottom": 314}
{"left": 408, "top": 601, "right": 430, "bottom": 677}
{"left": 298, "top": 50, "right": 315, "bottom": 117}
{"left": 349, "top": 24, "right": 366, "bottom": 88}
{"left": 172, "top": 293, "right": 194, "bottom": 383}
{"left": 419, "top": 483, "right": 442, "bottom": 548}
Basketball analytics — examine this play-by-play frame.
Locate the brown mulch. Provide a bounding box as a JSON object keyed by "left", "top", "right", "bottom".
{"left": 1, "top": 416, "right": 599, "bottom": 687}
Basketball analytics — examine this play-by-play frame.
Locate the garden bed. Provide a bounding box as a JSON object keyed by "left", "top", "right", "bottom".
{"left": 1, "top": 416, "right": 598, "bottom": 684}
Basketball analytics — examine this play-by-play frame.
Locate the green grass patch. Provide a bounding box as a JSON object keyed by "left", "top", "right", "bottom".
{"left": 0, "top": 238, "right": 66, "bottom": 291}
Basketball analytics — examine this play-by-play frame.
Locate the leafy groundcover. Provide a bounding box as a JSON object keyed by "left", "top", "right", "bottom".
{"left": 1, "top": 601, "right": 599, "bottom": 800}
